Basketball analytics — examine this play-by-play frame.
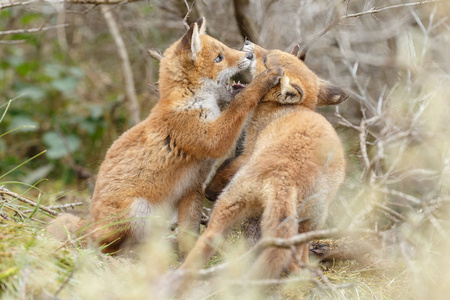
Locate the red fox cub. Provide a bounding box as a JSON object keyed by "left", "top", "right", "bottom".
{"left": 179, "top": 41, "right": 349, "bottom": 278}
{"left": 47, "top": 18, "right": 283, "bottom": 254}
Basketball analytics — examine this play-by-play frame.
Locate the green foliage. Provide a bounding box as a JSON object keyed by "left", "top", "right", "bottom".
{"left": 0, "top": 18, "right": 101, "bottom": 182}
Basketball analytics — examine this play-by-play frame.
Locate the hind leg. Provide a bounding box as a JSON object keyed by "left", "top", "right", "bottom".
{"left": 177, "top": 187, "right": 204, "bottom": 256}
{"left": 248, "top": 184, "right": 299, "bottom": 279}
{"left": 92, "top": 219, "right": 130, "bottom": 254}
{"left": 180, "top": 178, "right": 258, "bottom": 271}
{"left": 90, "top": 198, "right": 134, "bottom": 254}
{"left": 289, "top": 182, "right": 340, "bottom": 272}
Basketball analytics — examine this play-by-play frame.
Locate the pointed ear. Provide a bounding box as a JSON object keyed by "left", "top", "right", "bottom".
{"left": 196, "top": 17, "right": 206, "bottom": 35}
{"left": 317, "top": 79, "right": 349, "bottom": 106}
{"left": 291, "top": 44, "right": 300, "bottom": 57}
{"left": 279, "top": 76, "right": 303, "bottom": 104}
{"left": 290, "top": 44, "right": 307, "bottom": 61}
{"left": 180, "top": 22, "right": 202, "bottom": 60}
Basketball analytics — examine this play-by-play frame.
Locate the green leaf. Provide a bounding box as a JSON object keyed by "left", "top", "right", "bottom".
{"left": 42, "top": 131, "right": 81, "bottom": 159}
{"left": 69, "top": 66, "right": 84, "bottom": 78}
{"left": 19, "top": 86, "right": 45, "bottom": 102}
{"left": 79, "top": 120, "right": 96, "bottom": 134}
{"left": 7, "top": 115, "right": 38, "bottom": 132}
{"left": 89, "top": 104, "right": 103, "bottom": 120}
{"left": 21, "top": 164, "right": 54, "bottom": 185}
{"left": 20, "top": 13, "right": 43, "bottom": 25}
{"left": 51, "top": 77, "right": 78, "bottom": 94}
{"left": 44, "top": 64, "right": 63, "bottom": 79}
{"left": 16, "top": 61, "right": 39, "bottom": 77}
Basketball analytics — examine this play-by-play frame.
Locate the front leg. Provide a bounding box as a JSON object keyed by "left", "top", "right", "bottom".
{"left": 177, "top": 187, "right": 204, "bottom": 256}
{"left": 167, "top": 67, "right": 283, "bottom": 159}
{"left": 205, "top": 153, "right": 249, "bottom": 201}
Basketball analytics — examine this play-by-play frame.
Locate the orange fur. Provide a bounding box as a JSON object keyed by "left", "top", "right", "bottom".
{"left": 180, "top": 42, "right": 349, "bottom": 278}
{"left": 48, "top": 18, "right": 283, "bottom": 254}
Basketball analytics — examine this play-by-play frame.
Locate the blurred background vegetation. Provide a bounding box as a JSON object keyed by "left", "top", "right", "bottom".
{"left": 1, "top": 0, "right": 450, "bottom": 299}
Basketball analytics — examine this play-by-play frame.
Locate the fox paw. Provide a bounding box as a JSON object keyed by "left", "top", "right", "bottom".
{"left": 259, "top": 67, "right": 283, "bottom": 89}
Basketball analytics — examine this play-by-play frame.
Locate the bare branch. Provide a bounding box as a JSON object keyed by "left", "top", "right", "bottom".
{"left": 346, "top": 0, "right": 443, "bottom": 19}
{"left": 0, "top": 0, "right": 144, "bottom": 10}
{"left": 373, "top": 203, "right": 407, "bottom": 222}
{"left": 251, "top": 228, "right": 377, "bottom": 258}
{"left": 48, "top": 202, "right": 84, "bottom": 210}
{"left": 229, "top": 276, "right": 313, "bottom": 286}
{"left": 0, "top": 186, "right": 60, "bottom": 217}
{"left": 101, "top": 5, "right": 140, "bottom": 125}
{"left": 377, "top": 187, "right": 422, "bottom": 205}
{"left": 0, "top": 40, "right": 27, "bottom": 44}
{"left": 296, "top": 0, "right": 443, "bottom": 55}
{"left": 185, "top": 228, "right": 378, "bottom": 280}
{"left": 182, "top": 0, "right": 194, "bottom": 30}
{"left": 0, "top": 0, "right": 37, "bottom": 10}
{"left": 0, "top": 211, "right": 11, "bottom": 221}
{"left": 0, "top": 24, "right": 68, "bottom": 36}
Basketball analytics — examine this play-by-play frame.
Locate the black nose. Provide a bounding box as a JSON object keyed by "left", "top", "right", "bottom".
{"left": 246, "top": 52, "right": 253, "bottom": 60}
{"left": 244, "top": 40, "right": 251, "bottom": 45}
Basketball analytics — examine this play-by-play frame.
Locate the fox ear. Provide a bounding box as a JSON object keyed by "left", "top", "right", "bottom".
{"left": 317, "top": 79, "right": 349, "bottom": 106}
{"left": 279, "top": 76, "right": 303, "bottom": 104}
{"left": 290, "top": 44, "right": 307, "bottom": 61}
{"left": 196, "top": 17, "right": 206, "bottom": 35}
{"left": 180, "top": 22, "right": 202, "bottom": 60}
{"left": 291, "top": 44, "right": 300, "bottom": 56}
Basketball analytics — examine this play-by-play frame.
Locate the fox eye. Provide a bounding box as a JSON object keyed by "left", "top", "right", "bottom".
{"left": 263, "top": 56, "right": 268, "bottom": 68}
{"left": 214, "top": 54, "right": 224, "bottom": 63}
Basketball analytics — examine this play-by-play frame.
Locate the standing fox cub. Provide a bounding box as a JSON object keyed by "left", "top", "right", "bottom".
{"left": 179, "top": 41, "right": 348, "bottom": 278}
{"left": 48, "top": 18, "right": 283, "bottom": 254}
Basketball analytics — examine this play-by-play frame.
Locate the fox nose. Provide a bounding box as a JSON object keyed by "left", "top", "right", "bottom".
{"left": 246, "top": 52, "right": 253, "bottom": 60}
{"left": 244, "top": 40, "right": 251, "bottom": 45}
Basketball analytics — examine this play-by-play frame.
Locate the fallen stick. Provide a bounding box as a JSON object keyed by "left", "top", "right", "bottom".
{"left": 48, "top": 202, "right": 84, "bottom": 210}
{"left": 22, "top": 201, "right": 84, "bottom": 214}
{"left": 0, "top": 186, "right": 60, "bottom": 217}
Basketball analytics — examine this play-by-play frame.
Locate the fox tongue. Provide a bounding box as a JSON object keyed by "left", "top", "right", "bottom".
{"left": 232, "top": 82, "right": 246, "bottom": 91}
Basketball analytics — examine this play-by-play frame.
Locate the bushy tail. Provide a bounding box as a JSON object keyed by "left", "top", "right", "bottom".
{"left": 249, "top": 185, "right": 299, "bottom": 279}
{"left": 47, "top": 214, "right": 90, "bottom": 245}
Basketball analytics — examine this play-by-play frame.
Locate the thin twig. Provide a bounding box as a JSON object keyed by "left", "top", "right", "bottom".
{"left": 0, "top": 0, "right": 36, "bottom": 10}
{"left": 101, "top": 5, "right": 140, "bottom": 125}
{"left": 373, "top": 203, "right": 407, "bottom": 222}
{"left": 229, "top": 276, "right": 314, "bottom": 287}
{"left": 49, "top": 202, "right": 84, "bottom": 210}
{"left": 313, "top": 268, "right": 346, "bottom": 299}
{"left": 185, "top": 228, "right": 378, "bottom": 280}
{"left": 0, "top": 40, "right": 27, "bottom": 44}
{"left": 53, "top": 264, "right": 78, "bottom": 298}
{"left": 0, "top": 186, "right": 60, "bottom": 217}
{"left": 295, "top": 0, "right": 443, "bottom": 54}
{"left": 0, "top": 0, "right": 144, "bottom": 10}
{"left": 250, "top": 228, "right": 377, "bottom": 258}
{"left": 182, "top": 0, "right": 194, "bottom": 30}
{"left": 0, "top": 211, "right": 11, "bottom": 221}
{"left": 22, "top": 202, "right": 84, "bottom": 213}
{"left": 0, "top": 24, "right": 68, "bottom": 36}
{"left": 378, "top": 188, "right": 422, "bottom": 205}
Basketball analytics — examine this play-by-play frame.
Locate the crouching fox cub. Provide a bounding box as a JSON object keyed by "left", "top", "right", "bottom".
{"left": 179, "top": 41, "right": 349, "bottom": 278}
{"left": 48, "top": 18, "right": 283, "bottom": 254}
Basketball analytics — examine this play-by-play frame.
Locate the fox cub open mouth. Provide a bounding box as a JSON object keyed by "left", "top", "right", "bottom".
{"left": 221, "top": 52, "right": 254, "bottom": 98}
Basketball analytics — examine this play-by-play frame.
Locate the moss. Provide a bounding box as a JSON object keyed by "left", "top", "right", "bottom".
{"left": 0, "top": 220, "right": 76, "bottom": 298}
